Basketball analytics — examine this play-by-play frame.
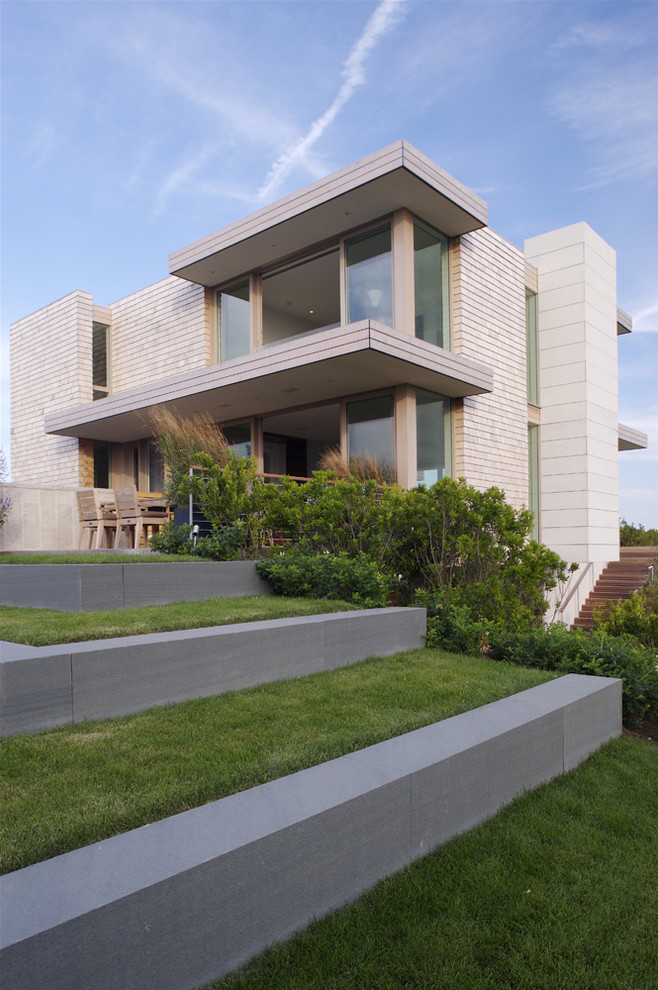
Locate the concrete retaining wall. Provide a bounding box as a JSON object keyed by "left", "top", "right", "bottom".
{"left": 0, "top": 560, "right": 271, "bottom": 611}
{"left": 0, "top": 608, "right": 426, "bottom": 736}
{"left": 0, "top": 674, "right": 622, "bottom": 990}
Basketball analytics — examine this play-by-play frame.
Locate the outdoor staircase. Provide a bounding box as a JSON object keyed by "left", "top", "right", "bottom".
{"left": 572, "top": 546, "right": 658, "bottom": 631}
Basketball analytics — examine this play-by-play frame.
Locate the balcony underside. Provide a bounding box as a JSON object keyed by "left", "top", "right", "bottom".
{"left": 45, "top": 321, "right": 493, "bottom": 443}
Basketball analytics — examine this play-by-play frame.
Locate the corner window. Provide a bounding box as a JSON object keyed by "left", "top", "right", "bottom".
{"left": 92, "top": 322, "right": 110, "bottom": 400}
{"left": 345, "top": 226, "right": 393, "bottom": 325}
{"left": 414, "top": 220, "right": 449, "bottom": 349}
{"left": 526, "top": 290, "right": 538, "bottom": 405}
{"left": 416, "top": 389, "right": 451, "bottom": 485}
{"left": 218, "top": 281, "right": 250, "bottom": 362}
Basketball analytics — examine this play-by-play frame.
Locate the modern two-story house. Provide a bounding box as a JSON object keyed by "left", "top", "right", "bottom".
{"left": 8, "top": 141, "right": 646, "bottom": 610}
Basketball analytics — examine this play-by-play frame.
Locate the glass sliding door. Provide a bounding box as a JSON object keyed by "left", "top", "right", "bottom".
{"left": 346, "top": 395, "right": 395, "bottom": 479}
{"left": 217, "top": 281, "right": 250, "bottom": 362}
{"left": 416, "top": 389, "right": 451, "bottom": 485}
{"left": 414, "top": 220, "right": 449, "bottom": 348}
{"left": 345, "top": 225, "right": 393, "bottom": 326}
{"left": 223, "top": 423, "right": 252, "bottom": 459}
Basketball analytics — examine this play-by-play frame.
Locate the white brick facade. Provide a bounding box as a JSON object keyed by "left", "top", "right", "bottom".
{"left": 109, "top": 277, "right": 208, "bottom": 394}
{"left": 10, "top": 291, "right": 93, "bottom": 486}
{"left": 452, "top": 228, "right": 529, "bottom": 509}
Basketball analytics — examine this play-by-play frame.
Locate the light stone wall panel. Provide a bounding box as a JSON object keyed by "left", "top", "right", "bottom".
{"left": 10, "top": 292, "right": 93, "bottom": 486}
{"left": 451, "top": 228, "right": 528, "bottom": 509}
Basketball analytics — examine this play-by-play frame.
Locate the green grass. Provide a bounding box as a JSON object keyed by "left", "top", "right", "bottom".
{"left": 208, "top": 736, "right": 658, "bottom": 990}
{"left": 0, "top": 650, "right": 553, "bottom": 874}
{"left": 0, "top": 596, "right": 355, "bottom": 645}
{"left": 0, "top": 552, "right": 200, "bottom": 563}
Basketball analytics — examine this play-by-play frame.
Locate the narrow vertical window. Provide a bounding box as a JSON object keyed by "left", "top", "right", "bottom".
{"left": 414, "top": 221, "right": 449, "bottom": 348}
{"left": 345, "top": 226, "right": 393, "bottom": 325}
{"left": 528, "top": 423, "right": 539, "bottom": 540}
{"left": 416, "top": 389, "right": 451, "bottom": 485}
{"left": 92, "top": 322, "right": 110, "bottom": 399}
{"left": 148, "top": 440, "right": 165, "bottom": 494}
{"left": 93, "top": 441, "right": 111, "bottom": 488}
{"left": 526, "top": 290, "right": 538, "bottom": 405}
{"left": 218, "top": 281, "right": 250, "bottom": 361}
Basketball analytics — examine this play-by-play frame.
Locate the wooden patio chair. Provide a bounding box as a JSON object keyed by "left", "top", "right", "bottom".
{"left": 114, "top": 487, "right": 169, "bottom": 548}
{"left": 77, "top": 488, "right": 117, "bottom": 549}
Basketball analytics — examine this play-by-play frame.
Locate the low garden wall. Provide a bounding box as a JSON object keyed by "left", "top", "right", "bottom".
{"left": 0, "top": 608, "right": 426, "bottom": 736}
{"left": 0, "top": 560, "right": 271, "bottom": 611}
{"left": 0, "top": 674, "right": 622, "bottom": 990}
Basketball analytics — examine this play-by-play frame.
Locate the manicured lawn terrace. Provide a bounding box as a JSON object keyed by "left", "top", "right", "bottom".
{"left": 1, "top": 649, "right": 555, "bottom": 874}
{"left": 209, "top": 736, "right": 658, "bottom": 990}
{"left": 0, "top": 596, "right": 356, "bottom": 646}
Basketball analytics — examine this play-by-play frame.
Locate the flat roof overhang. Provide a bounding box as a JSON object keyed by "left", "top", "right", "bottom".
{"left": 45, "top": 321, "right": 493, "bottom": 443}
{"left": 618, "top": 423, "right": 647, "bottom": 451}
{"left": 169, "top": 141, "right": 488, "bottom": 287}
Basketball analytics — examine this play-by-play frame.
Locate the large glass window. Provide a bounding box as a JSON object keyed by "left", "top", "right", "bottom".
{"left": 414, "top": 221, "right": 449, "bottom": 348}
{"left": 148, "top": 440, "right": 165, "bottom": 493}
{"left": 223, "top": 423, "right": 252, "bottom": 459}
{"left": 262, "top": 250, "right": 340, "bottom": 346}
{"left": 528, "top": 423, "right": 539, "bottom": 540}
{"left": 218, "top": 281, "right": 250, "bottom": 362}
{"left": 345, "top": 226, "right": 393, "bottom": 325}
{"left": 526, "top": 290, "right": 538, "bottom": 405}
{"left": 416, "top": 389, "right": 451, "bottom": 485}
{"left": 346, "top": 395, "right": 394, "bottom": 477}
{"left": 92, "top": 322, "right": 110, "bottom": 400}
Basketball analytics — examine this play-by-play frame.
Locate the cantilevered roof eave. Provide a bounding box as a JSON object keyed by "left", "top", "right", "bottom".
{"left": 618, "top": 423, "right": 647, "bottom": 451}
{"left": 45, "top": 321, "right": 493, "bottom": 444}
{"left": 168, "top": 141, "right": 488, "bottom": 288}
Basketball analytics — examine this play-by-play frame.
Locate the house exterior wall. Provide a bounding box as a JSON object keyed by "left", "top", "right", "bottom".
{"left": 108, "top": 276, "right": 208, "bottom": 394}
{"left": 10, "top": 291, "right": 93, "bottom": 487}
{"left": 451, "top": 227, "right": 529, "bottom": 510}
{"left": 524, "top": 222, "right": 619, "bottom": 564}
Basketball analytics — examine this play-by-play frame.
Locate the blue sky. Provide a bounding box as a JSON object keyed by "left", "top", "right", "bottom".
{"left": 1, "top": 0, "right": 656, "bottom": 525}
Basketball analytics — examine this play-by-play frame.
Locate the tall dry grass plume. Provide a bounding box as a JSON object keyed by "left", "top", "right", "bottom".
{"left": 149, "top": 408, "right": 230, "bottom": 505}
{"left": 318, "top": 446, "right": 395, "bottom": 486}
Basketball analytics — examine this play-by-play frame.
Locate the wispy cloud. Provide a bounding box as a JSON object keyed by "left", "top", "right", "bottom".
{"left": 257, "top": 0, "right": 407, "bottom": 201}
{"left": 629, "top": 301, "right": 658, "bottom": 334}
{"left": 548, "top": 18, "right": 657, "bottom": 188}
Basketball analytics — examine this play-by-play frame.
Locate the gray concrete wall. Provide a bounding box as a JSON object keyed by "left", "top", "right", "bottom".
{"left": 0, "top": 608, "right": 426, "bottom": 736}
{"left": 0, "top": 560, "right": 272, "bottom": 610}
{"left": 0, "top": 674, "right": 622, "bottom": 990}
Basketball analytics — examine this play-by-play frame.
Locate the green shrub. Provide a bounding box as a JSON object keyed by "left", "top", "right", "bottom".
{"left": 593, "top": 581, "right": 658, "bottom": 648}
{"left": 395, "top": 479, "right": 571, "bottom": 619}
{"left": 150, "top": 521, "right": 194, "bottom": 555}
{"left": 487, "top": 624, "right": 658, "bottom": 727}
{"left": 418, "top": 591, "right": 491, "bottom": 655}
{"left": 149, "top": 520, "right": 244, "bottom": 560}
{"left": 262, "top": 472, "right": 401, "bottom": 570}
{"left": 257, "top": 551, "right": 393, "bottom": 607}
